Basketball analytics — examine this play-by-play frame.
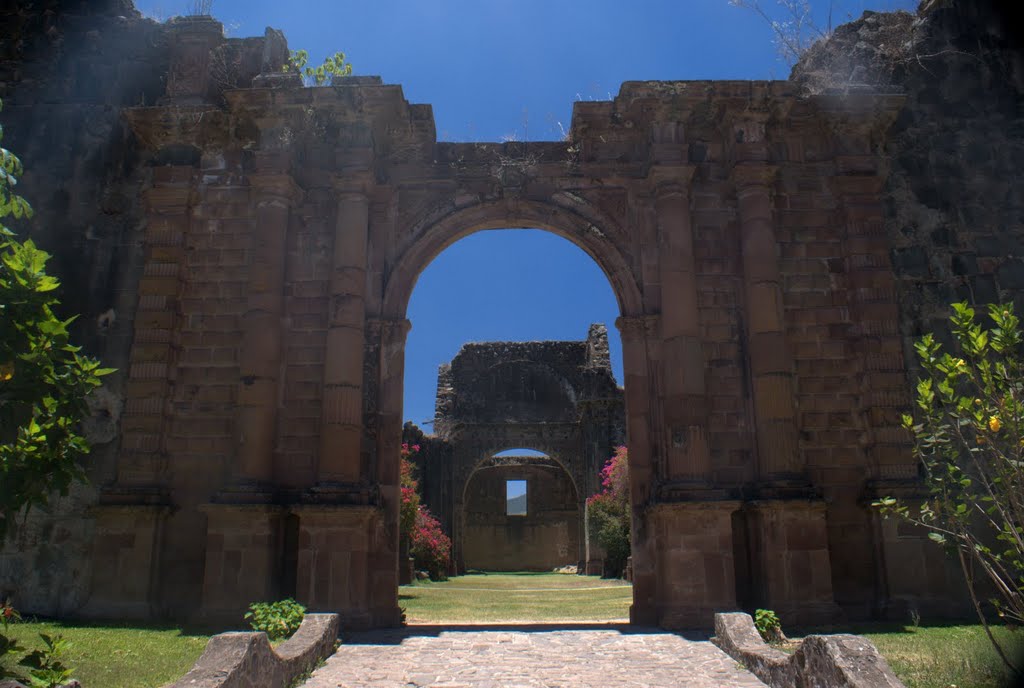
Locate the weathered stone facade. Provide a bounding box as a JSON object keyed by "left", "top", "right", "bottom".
{"left": 1, "top": 0, "right": 1017, "bottom": 630}
{"left": 405, "top": 325, "right": 625, "bottom": 573}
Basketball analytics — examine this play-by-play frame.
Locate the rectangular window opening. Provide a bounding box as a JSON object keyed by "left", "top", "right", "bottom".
{"left": 506, "top": 479, "right": 527, "bottom": 516}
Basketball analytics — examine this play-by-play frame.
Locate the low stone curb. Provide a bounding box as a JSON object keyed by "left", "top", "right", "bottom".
{"left": 165, "top": 613, "right": 340, "bottom": 688}
{"left": 711, "top": 612, "right": 905, "bottom": 688}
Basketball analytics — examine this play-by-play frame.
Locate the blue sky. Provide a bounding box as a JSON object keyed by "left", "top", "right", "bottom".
{"left": 138, "top": 0, "right": 916, "bottom": 431}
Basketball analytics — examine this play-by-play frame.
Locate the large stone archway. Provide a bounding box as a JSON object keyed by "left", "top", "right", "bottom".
{"left": 20, "top": 15, "right": 956, "bottom": 631}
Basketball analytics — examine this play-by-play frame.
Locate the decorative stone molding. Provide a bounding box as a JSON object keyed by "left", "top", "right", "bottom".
{"left": 168, "top": 613, "right": 340, "bottom": 688}
{"left": 712, "top": 612, "right": 905, "bottom": 688}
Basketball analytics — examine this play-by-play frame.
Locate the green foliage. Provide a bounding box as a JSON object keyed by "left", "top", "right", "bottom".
{"left": 2, "top": 618, "right": 208, "bottom": 688}
{"left": 19, "top": 633, "right": 74, "bottom": 688}
{"left": 875, "top": 302, "right": 1024, "bottom": 672}
{"left": 1, "top": 603, "right": 74, "bottom": 687}
{"left": 754, "top": 608, "right": 782, "bottom": 642}
{"left": 244, "top": 599, "right": 305, "bottom": 641}
{"left": 284, "top": 49, "right": 352, "bottom": 86}
{"left": 586, "top": 447, "right": 631, "bottom": 578}
{"left": 0, "top": 98, "right": 112, "bottom": 542}
{"left": 1, "top": 601, "right": 26, "bottom": 682}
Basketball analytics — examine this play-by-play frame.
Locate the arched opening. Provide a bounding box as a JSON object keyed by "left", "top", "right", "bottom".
{"left": 382, "top": 203, "right": 645, "bottom": 624}
{"left": 461, "top": 448, "right": 580, "bottom": 572}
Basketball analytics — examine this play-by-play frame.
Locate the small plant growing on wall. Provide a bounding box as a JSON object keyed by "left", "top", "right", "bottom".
{"left": 754, "top": 608, "right": 784, "bottom": 643}
{"left": 284, "top": 50, "right": 353, "bottom": 86}
{"left": 245, "top": 598, "right": 305, "bottom": 641}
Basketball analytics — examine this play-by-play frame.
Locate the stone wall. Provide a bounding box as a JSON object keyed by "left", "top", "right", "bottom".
{"left": 463, "top": 460, "right": 580, "bottom": 571}
{"left": 792, "top": 0, "right": 1023, "bottom": 619}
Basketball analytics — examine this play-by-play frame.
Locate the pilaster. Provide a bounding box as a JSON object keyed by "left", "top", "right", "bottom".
{"left": 292, "top": 504, "right": 402, "bottom": 629}
{"left": 647, "top": 501, "right": 741, "bottom": 629}
{"left": 318, "top": 188, "right": 371, "bottom": 486}
{"left": 82, "top": 504, "right": 171, "bottom": 620}
{"left": 651, "top": 168, "right": 714, "bottom": 487}
{"left": 742, "top": 499, "right": 841, "bottom": 626}
{"left": 229, "top": 174, "right": 302, "bottom": 497}
{"left": 197, "top": 504, "right": 286, "bottom": 623}
{"left": 732, "top": 163, "right": 806, "bottom": 490}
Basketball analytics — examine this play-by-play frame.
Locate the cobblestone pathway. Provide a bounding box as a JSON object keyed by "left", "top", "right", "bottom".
{"left": 301, "top": 624, "right": 766, "bottom": 688}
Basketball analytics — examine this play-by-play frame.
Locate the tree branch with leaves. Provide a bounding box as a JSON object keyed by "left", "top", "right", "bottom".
{"left": 875, "top": 302, "right": 1024, "bottom": 673}
{"left": 0, "top": 98, "right": 112, "bottom": 543}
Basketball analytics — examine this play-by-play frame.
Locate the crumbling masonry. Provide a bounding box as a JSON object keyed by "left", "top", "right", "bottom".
{"left": 1, "top": 0, "right": 1021, "bottom": 630}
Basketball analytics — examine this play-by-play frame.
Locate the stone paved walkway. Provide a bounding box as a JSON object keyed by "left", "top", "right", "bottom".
{"left": 301, "top": 623, "right": 766, "bottom": 688}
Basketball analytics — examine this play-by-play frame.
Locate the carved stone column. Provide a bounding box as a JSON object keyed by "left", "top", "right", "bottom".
{"left": 615, "top": 314, "right": 657, "bottom": 625}
{"left": 231, "top": 175, "right": 300, "bottom": 494}
{"left": 375, "top": 316, "right": 413, "bottom": 571}
{"left": 732, "top": 164, "right": 803, "bottom": 485}
{"left": 654, "top": 172, "right": 712, "bottom": 487}
{"left": 318, "top": 191, "right": 370, "bottom": 485}
{"left": 731, "top": 152, "right": 839, "bottom": 625}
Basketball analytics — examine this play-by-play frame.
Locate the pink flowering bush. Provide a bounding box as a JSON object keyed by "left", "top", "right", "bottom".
{"left": 410, "top": 506, "right": 452, "bottom": 581}
{"left": 399, "top": 442, "right": 452, "bottom": 580}
{"left": 586, "top": 446, "right": 630, "bottom": 578}
{"left": 399, "top": 443, "right": 421, "bottom": 537}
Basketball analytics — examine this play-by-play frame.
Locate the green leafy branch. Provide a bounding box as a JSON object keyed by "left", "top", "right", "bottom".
{"left": 874, "top": 302, "right": 1024, "bottom": 672}
{"left": 283, "top": 49, "right": 352, "bottom": 87}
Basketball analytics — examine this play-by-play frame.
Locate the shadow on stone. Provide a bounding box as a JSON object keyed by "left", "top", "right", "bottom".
{"left": 166, "top": 613, "right": 339, "bottom": 688}
{"left": 712, "top": 612, "right": 905, "bottom": 688}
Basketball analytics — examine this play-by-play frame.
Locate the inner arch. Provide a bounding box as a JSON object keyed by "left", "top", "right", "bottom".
{"left": 381, "top": 199, "right": 643, "bottom": 320}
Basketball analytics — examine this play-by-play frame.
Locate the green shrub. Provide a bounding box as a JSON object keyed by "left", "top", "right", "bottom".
{"left": 754, "top": 608, "right": 782, "bottom": 643}
{"left": 244, "top": 599, "right": 305, "bottom": 641}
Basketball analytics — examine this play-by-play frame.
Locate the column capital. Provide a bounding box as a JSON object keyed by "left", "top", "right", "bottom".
{"left": 648, "top": 165, "right": 696, "bottom": 197}
{"left": 730, "top": 163, "right": 779, "bottom": 191}
{"left": 330, "top": 172, "right": 373, "bottom": 197}
{"left": 249, "top": 173, "right": 304, "bottom": 206}
{"left": 616, "top": 314, "right": 660, "bottom": 342}
{"left": 368, "top": 317, "right": 412, "bottom": 343}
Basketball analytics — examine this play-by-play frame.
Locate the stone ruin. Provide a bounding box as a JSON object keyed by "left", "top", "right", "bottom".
{"left": 403, "top": 325, "right": 625, "bottom": 574}
{"left": 0, "top": 0, "right": 1020, "bottom": 630}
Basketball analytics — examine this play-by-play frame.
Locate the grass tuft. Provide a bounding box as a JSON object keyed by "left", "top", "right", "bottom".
{"left": 399, "top": 572, "right": 631, "bottom": 623}
{"left": 3, "top": 619, "right": 209, "bottom": 688}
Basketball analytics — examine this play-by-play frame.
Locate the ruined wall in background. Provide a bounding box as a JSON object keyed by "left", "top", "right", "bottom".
{"left": 462, "top": 459, "right": 580, "bottom": 571}
{"left": 413, "top": 327, "right": 625, "bottom": 572}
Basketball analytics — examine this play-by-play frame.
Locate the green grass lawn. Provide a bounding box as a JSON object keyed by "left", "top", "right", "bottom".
{"left": 3, "top": 620, "right": 209, "bottom": 688}
{"left": 399, "top": 571, "right": 632, "bottom": 623}
{"left": 790, "top": 622, "right": 1024, "bottom": 688}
